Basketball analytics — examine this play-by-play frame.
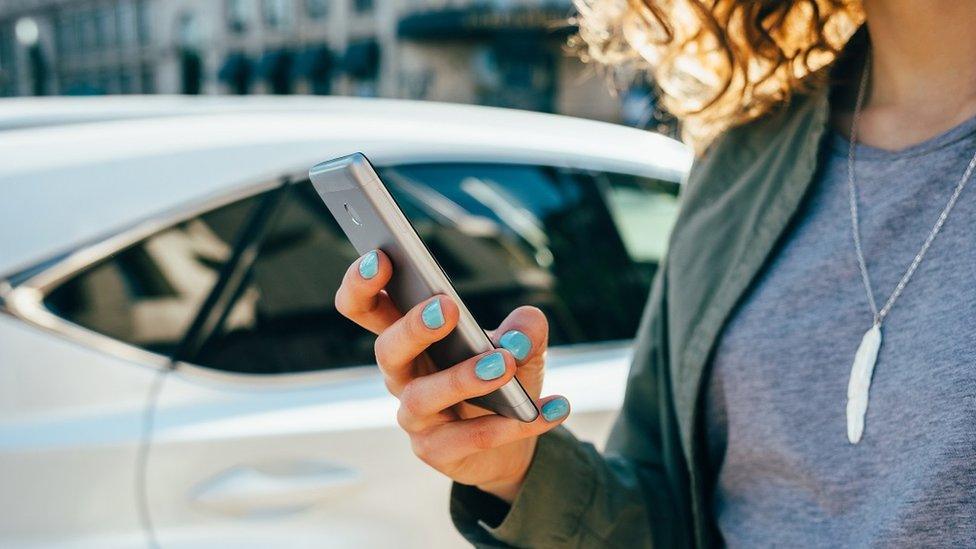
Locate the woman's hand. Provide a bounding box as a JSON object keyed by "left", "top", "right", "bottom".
{"left": 335, "top": 250, "right": 570, "bottom": 503}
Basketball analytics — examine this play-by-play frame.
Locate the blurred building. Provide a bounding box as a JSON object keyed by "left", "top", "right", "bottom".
{"left": 0, "top": 0, "right": 628, "bottom": 122}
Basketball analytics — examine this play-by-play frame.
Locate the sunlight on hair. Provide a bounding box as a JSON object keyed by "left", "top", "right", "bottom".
{"left": 573, "top": 0, "right": 864, "bottom": 151}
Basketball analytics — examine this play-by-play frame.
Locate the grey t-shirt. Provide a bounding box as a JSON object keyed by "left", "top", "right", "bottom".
{"left": 704, "top": 115, "right": 976, "bottom": 547}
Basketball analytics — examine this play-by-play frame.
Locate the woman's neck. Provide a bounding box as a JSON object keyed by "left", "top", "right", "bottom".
{"left": 838, "top": 0, "right": 976, "bottom": 150}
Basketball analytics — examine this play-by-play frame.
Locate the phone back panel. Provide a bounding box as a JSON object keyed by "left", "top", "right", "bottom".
{"left": 310, "top": 153, "right": 538, "bottom": 421}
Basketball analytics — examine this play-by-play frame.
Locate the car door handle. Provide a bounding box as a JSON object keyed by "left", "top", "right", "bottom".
{"left": 189, "top": 459, "right": 362, "bottom": 516}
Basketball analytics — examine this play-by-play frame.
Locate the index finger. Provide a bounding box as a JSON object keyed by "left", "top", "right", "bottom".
{"left": 334, "top": 249, "right": 402, "bottom": 334}
{"left": 374, "top": 295, "right": 459, "bottom": 395}
{"left": 489, "top": 306, "right": 549, "bottom": 365}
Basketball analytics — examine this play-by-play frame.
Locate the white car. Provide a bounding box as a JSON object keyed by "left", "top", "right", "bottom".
{"left": 0, "top": 96, "right": 691, "bottom": 548}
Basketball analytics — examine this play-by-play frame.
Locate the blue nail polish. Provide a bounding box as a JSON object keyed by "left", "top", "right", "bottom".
{"left": 499, "top": 330, "right": 532, "bottom": 361}
{"left": 421, "top": 299, "right": 444, "bottom": 329}
{"left": 359, "top": 250, "right": 378, "bottom": 279}
{"left": 541, "top": 398, "right": 569, "bottom": 422}
{"left": 475, "top": 353, "right": 506, "bottom": 381}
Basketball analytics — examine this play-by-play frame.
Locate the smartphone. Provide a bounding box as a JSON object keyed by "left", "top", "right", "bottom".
{"left": 309, "top": 152, "right": 539, "bottom": 422}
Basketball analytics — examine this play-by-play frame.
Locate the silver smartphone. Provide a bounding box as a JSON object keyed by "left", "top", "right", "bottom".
{"left": 309, "top": 152, "right": 539, "bottom": 422}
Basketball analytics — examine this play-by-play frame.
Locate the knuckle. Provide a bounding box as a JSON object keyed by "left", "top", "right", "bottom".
{"left": 410, "top": 435, "right": 432, "bottom": 462}
{"left": 373, "top": 334, "right": 402, "bottom": 376}
{"left": 411, "top": 435, "right": 445, "bottom": 468}
{"left": 396, "top": 405, "right": 408, "bottom": 430}
{"left": 404, "top": 312, "right": 431, "bottom": 342}
{"left": 382, "top": 376, "right": 400, "bottom": 396}
{"left": 518, "top": 419, "right": 541, "bottom": 437}
{"left": 467, "top": 424, "right": 496, "bottom": 451}
{"left": 446, "top": 365, "right": 468, "bottom": 396}
{"left": 334, "top": 289, "right": 353, "bottom": 317}
{"left": 398, "top": 383, "right": 426, "bottom": 419}
{"left": 396, "top": 402, "right": 417, "bottom": 432}
{"left": 372, "top": 336, "right": 390, "bottom": 369}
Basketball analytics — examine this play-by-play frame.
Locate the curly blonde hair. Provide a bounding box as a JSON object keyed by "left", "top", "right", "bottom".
{"left": 572, "top": 0, "right": 864, "bottom": 149}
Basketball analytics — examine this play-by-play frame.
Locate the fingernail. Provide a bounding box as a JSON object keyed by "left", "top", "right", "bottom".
{"left": 475, "top": 352, "right": 506, "bottom": 381}
{"left": 359, "top": 250, "right": 378, "bottom": 279}
{"left": 541, "top": 397, "right": 569, "bottom": 422}
{"left": 421, "top": 298, "right": 444, "bottom": 329}
{"left": 499, "top": 330, "right": 532, "bottom": 361}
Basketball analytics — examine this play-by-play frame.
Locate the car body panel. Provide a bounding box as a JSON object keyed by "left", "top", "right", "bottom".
{"left": 0, "top": 305, "right": 628, "bottom": 547}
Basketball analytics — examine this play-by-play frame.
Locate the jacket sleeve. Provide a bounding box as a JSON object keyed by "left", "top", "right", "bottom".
{"left": 449, "top": 262, "right": 692, "bottom": 548}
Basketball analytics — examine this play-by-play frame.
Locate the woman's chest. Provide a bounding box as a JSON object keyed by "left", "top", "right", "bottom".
{"left": 707, "top": 150, "right": 976, "bottom": 459}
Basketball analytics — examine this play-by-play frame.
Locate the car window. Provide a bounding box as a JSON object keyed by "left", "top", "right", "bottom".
{"left": 42, "top": 163, "right": 679, "bottom": 375}
{"left": 599, "top": 172, "right": 679, "bottom": 264}
{"left": 193, "top": 183, "right": 366, "bottom": 374}
{"left": 44, "top": 194, "right": 261, "bottom": 356}
{"left": 193, "top": 164, "right": 679, "bottom": 375}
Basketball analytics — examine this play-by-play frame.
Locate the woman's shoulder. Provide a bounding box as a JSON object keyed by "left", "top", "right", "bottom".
{"left": 680, "top": 87, "right": 830, "bottom": 206}
{"left": 664, "top": 85, "right": 830, "bottom": 276}
{"left": 661, "top": 87, "right": 831, "bottom": 358}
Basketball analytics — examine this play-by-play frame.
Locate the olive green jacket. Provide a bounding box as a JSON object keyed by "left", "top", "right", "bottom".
{"left": 450, "top": 86, "right": 834, "bottom": 548}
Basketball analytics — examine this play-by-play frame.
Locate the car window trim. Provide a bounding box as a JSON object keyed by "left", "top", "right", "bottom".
{"left": 2, "top": 170, "right": 296, "bottom": 371}
{"left": 3, "top": 161, "right": 681, "bottom": 382}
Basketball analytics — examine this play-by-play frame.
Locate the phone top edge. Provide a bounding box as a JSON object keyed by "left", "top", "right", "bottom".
{"left": 308, "top": 152, "right": 369, "bottom": 179}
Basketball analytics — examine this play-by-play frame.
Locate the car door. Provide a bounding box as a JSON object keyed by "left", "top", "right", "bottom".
{"left": 28, "top": 162, "right": 679, "bottom": 548}
{"left": 0, "top": 188, "right": 275, "bottom": 548}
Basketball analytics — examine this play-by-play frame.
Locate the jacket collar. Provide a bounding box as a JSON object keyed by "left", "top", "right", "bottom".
{"left": 670, "top": 86, "right": 830, "bottom": 542}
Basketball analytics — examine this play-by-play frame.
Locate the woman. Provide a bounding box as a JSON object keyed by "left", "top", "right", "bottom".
{"left": 335, "top": 0, "right": 976, "bottom": 546}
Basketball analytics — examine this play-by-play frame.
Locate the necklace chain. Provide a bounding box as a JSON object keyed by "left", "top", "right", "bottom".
{"left": 847, "top": 56, "right": 976, "bottom": 326}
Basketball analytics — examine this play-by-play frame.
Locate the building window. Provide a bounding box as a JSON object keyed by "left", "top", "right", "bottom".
{"left": 0, "top": 26, "right": 17, "bottom": 96}
{"left": 96, "top": 5, "right": 118, "bottom": 48}
{"left": 262, "top": 0, "right": 294, "bottom": 29}
{"left": 304, "top": 0, "right": 328, "bottom": 19}
{"left": 118, "top": 67, "right": 133, "bottom": 94}
{"left": 136, "top": 0, "right": 152, "bottom": 46}
{"left": 219, "top": 52, "right": 253, "bottom": 94}
{"left": 140, "top": 62, "right": 154, "bottom": 93}
{"left": 227, "top": 0, "right": 252, "bottom": 34}
{"left": 257, "top": 49, "right": 294, "bottom": 94}
{"left": 473, "top": 42, "right": 556, "bottom": 113}
{"left": 117, "top": 2, "right": 137, "bottom": 45}
{"left": 70, "top": 11, "right": 83, "bottom": 51}
{"left": 93, "top": 7, "right": 107, "bottom": 49}
{"left": 295, "top": 45, "right": 333, "bottom": 95}
{"left": 97, "top": 69, "right": 113, "bottom": 94}
{"left": 353, "top": 0, "right": 373, "bottom": 15}
{"left": 80, "top": 8, "right": 97, "bottom": 50}
{"left": 342, "top": 39, "right": 379, "bottom": 96}
{"left": 54, "top": 13, "right": 71, "bottom": 56}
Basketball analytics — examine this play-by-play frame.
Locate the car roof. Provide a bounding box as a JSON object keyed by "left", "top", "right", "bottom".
{"left": 0, "top": 96, "right": 691, "bottom": 278}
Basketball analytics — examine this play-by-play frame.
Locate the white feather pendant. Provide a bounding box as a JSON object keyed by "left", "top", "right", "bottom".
{"left": 846, "top": 324, "right": 882, "bottom": 444}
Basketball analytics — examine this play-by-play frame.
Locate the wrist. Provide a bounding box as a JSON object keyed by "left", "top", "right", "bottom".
{"left": 477, "top": 477, "right": 524, "bottom": 504}
{"left": 475, "top": 438, "right": 538, "bottom": 503}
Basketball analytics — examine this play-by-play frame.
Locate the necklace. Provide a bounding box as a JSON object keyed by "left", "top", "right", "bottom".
{"left": 845, "top": 56, "right": 976, "bottom": 444}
